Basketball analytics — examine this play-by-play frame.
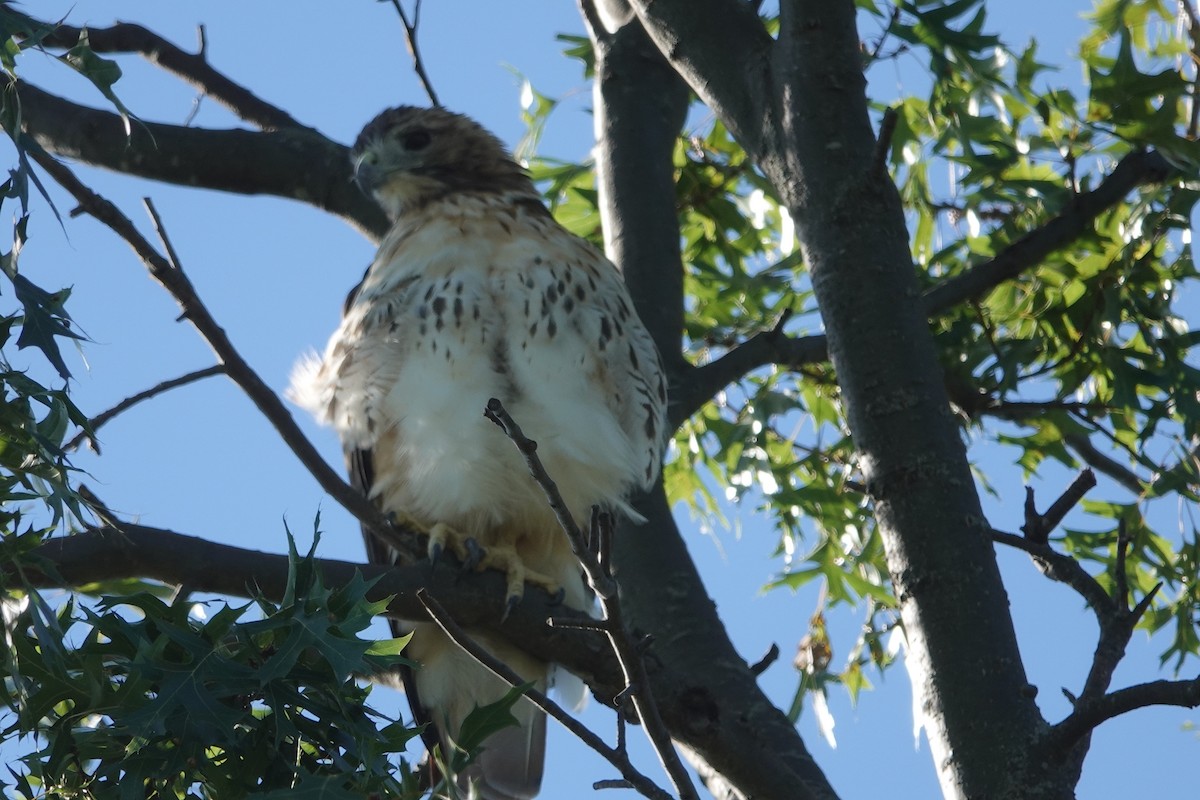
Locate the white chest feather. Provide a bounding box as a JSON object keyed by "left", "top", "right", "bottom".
{"left": 290, "top": 195, "right": 666, "bottom": 539}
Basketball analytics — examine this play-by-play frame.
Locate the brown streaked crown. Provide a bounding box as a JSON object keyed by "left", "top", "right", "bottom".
{"left": 350, "top": 105, "right": 536, "bottom": 219}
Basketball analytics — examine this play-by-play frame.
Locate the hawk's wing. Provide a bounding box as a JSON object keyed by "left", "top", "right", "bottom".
{"left": 346, "top": 446, "right": 444, "bottom": 785}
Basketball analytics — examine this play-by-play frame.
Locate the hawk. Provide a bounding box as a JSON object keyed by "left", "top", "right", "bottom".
{"left": 290, "top": 106, "right": 667, "bottom": 799}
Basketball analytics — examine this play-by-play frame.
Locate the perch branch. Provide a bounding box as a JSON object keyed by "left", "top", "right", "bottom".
{"left": 8, "top": 524, "right": 625, "bottom": 698}
{"left": 65, "top": 365, "right": 225, "bottom": 453}
{"left": 416, "top": 590, "right": 674, "bottom": 800}
{"left": 483, "top": 398, "right": 699, "bottom": 800}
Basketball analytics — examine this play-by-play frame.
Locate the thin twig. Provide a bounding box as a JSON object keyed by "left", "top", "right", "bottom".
{"left": 749, "top": 643, "right": 781, "bottom": 677}
{"left": 1113, "top": 517, "right": 1131, "bottom": 609}
{"left": 144, "top": 198, "right": 187, "bottom": 274}
{"left": 27, "top": 148, "right": 419, "bottom": 564}
{"left": 416, "top": 589, "right": 674, "bottom": 800}
{"left": 65, "top": 365, "right": 225, "bottom": 453}
{"left": 388, "top": 0, "right": 441, "bottom": 107}
{"left": 1039, "top": 468, "right": 1098, "bottom": 535}
{"left": 871, "top": 106, "right": 898, "bottom": 174}
{"left": 35, "top": 21, "right": 302, "bottom": 130}
{"left": 483, "top": 398, "right": 700, "bottom": 800}
{"left": 483, "top": 399, "right": 615, "bottom": 597}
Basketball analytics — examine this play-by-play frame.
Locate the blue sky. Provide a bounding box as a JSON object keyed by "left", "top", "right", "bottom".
{"left": 7, "top": 1, "right": 1197, "bottom": 796}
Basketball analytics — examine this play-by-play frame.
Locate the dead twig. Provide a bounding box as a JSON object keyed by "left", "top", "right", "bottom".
{"left": 484, "top": 398, "right": 699, "bottom": 800}
{"left": 35, "top": 20, "right": 302, "bottom": 130}
{"left": 415, "top": 589, "right": 674, "bottom": 800}
{"left": 1020, "top": 468, "right": 1097, "bottom": 543}
{"left": 388, "top": 0, "right": 441, "bottom": 107}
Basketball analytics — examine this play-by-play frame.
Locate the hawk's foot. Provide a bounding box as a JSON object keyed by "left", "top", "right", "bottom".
{"left": 386, "top": 508, "right": 429, "bottom": 534}
{"left": 426, "top": 522, "right": 562, "bottom": 614}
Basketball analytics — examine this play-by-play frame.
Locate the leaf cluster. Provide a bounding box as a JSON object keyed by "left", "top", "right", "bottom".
{"left": 0, "top": 533, "right": 423, "bottom": 799}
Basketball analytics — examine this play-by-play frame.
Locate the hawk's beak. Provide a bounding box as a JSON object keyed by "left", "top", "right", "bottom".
{"left": 353, "top": 156, "right": 384, "bottom": 196}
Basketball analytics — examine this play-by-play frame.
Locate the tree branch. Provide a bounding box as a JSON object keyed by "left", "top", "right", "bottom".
{"left": 588, "top": 0, "right": 691, "bottom": 380}
{"left": 990, "top": 529, "right": 1113, "bottom": 614}
{"left": 1062, "top": 432, "right": 1145, "bottom": 494}
{"left": 922, "top": 149, "right": 1174, "bottom": 314}
{"left": 8, "top": 79, "right": 388, "bottom": 239}
{"left": 626, "top": 0, "right": 774, "bottom": 161}
{"left": 1045, "top": 676, "right": 1200, "bottom": 758}
{"left": 674, "top": 329, "right": 826, "bottom": 427}
{"left": 1021, "top": 469, "right": 1097, "bottom": 543}
{"left": 993, "top": 470, "right": 1170, "bottom": 742}
{"left": 64, "top": 365, "right": 226, "bottom": 453}
{"left": 585, "top": 7, "right": 839, "bottom": 799}
{"left": 10, "top": 524, "right": 625, "bottom": 699}
{"left": 36, "top": 21, "right": 303, "bottom": 130}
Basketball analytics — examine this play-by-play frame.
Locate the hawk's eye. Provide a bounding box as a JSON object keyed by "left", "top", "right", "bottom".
{"left": 401, "top": 130, "right": 432, "bottom": 151}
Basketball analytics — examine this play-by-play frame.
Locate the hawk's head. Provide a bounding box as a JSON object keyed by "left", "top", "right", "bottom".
{"left": 350, "top": 106, "right": 534, "bottom": 219}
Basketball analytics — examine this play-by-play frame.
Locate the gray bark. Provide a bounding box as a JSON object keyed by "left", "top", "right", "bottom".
{"left": 588, "top": 5, "right": 840, "bottom": 796}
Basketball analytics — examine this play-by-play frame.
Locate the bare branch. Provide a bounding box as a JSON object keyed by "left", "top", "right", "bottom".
{"left": 1046, "top": 675, "right": 1200, "bottom": 757}
{"left": 674, "top": 330, "right": 826, "bottom": 427}
{"left": 26, "top": 149, "right": 411, "bottom": 560}
{"left": 996, "top": 471, "right": 1169, "bottom": 723}
{"left": 388, "top": 0, "right": 441, "bottom": 107}
{"left": 990, "top": 529, "right": 1112, "bottom": 617}
{"left": 483, "top": 399, "right": 612, "bottom": 599}
{"left": 36, "top": 21, "right": 302, "bottom": 130}
{"left": 10, "top": 524, "right": 625, "bottom": 698}
{"left": 416, "top": 590, "right": 675, "bottom": 800}
{"left": 1020, "top": 469, "right": 1097, "bottom": 542}
{"left": 8, "top": 79, "right": 388, "bottom": 239}
{"left": 65, "top": 365, "right": 226, "bottom": 453}
{"left": 483, "top": 399, "right": 699, "bottom": 800}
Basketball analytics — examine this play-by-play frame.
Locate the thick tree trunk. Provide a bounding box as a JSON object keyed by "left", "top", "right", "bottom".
{"left": 627, "top": 0, "right": 1058, "bottom": 796}
{"left": 588, "top": 3, "right": 840, "bottom": 798}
